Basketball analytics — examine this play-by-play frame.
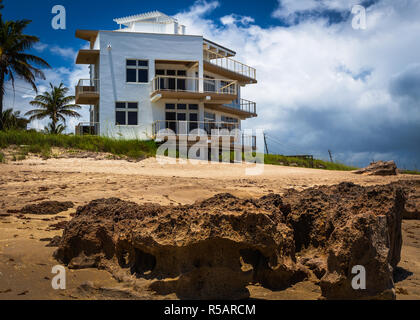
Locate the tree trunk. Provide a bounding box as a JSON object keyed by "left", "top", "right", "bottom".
{"left": 0, "top": 72, "right": 4, "bottom": 131}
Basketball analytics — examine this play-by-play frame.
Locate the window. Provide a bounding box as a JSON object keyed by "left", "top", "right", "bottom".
{"left": 204, "top": 112, "right": 216, "bottom": 134}
{"left": 189, "top": 104, "right": 199, "bottom": 131}
{"left": 221, "top": 116, "right": 239, "bottom": 123}
{"left": 155, "top": 69, "right": 187, "bottom": 90}
{"left": 126, "top": 59, "right": 149, "bottom": 83}
{"left": 177, "top": 70, "right": 187, "bottom": 91}
{"left": 204, "top": 75, "right": 215, "bottom": 92}
{"left": 204, "top": 112, "right": 216, "bottom": 121}
{"left": 165, "top": 104, "right": 199, "bottom": 134}
{"left": 116, "top": 102, "right": 138, "bottom": 126}
{"left": 220, "top": 80, "right": 231, "bottom": 94}
{"left": 221, "top": 116, "right": 239, "bottom": 130}
{"left": 166, "top": 70, "right": 176, "bottom": 90}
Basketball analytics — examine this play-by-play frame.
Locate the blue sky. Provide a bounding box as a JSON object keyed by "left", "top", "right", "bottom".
{"left": 3, "top": 0, "right": 280, "bottom": 68}
{"left": 3, "top": 0, "right": 420, "bottom": 169}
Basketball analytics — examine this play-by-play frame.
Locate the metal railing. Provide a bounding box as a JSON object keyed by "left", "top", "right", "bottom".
{"left": 75, "top": 122, "right": 100, "bottom": 136}
{"left": 152, "top": 120, "right": 241, "bottom": 137}
{"left": 151, "top": 76, "right": 238, "bottom": 96}
{"left": 203, "top": 48, "right": 256, "bottom": 81}
{"left": 76, "top": 79, "right": 99, "bottom": 95}
{"left": 224, "top": 98, "right": 257, "bottom": 115}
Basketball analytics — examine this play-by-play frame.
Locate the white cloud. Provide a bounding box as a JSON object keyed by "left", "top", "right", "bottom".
{"left": 49, "top": 45, "right": 77, "bottom": 60}
{"left": 33, "top": 42, "right": 48, "bottom": 52}
{"left": 220, "top": 14, "right": 255, "bottom": 26}
{"left": 272, "top": 0, "right": 360, "bottom": 22}
{"left": 175, "top": 0, "right": 420, "bottom": 168}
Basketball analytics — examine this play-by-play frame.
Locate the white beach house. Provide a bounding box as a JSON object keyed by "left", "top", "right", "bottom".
{"left": 74, "top": 11, "right": 257, "bottom": 145}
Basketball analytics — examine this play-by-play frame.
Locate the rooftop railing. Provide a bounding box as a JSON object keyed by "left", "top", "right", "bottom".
{"left": 203, "top": 48, "right": 256, "bottom": 81}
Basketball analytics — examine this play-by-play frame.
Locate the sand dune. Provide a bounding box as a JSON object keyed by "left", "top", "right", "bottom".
{"left": 1, "top": 155, "right": 419, "bottom": 299}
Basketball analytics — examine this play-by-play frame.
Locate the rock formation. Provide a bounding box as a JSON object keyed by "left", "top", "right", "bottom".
{"left": 353, "top": 161, "right": 398, "bottom": 176}
{"left": 397, "top": 180, "right": 420, "bottom": 220}
{"left": 284, "top": 183, "right": 404, "bottom": 299}
{"left": 20, "top": 201, "right": 74, "bottom": 215}
{"left": 54, "top": 182, "right": 407, "bottom": 300}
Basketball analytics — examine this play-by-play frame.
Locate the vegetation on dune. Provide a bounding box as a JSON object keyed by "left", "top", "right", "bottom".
{"left": 0, "top": 130, "right": 158, "bottom": 160}
{"left": 0, "top": 130, "right": 359, "bottom": 171}
{"left": 265, "top": 154, "right": 358, "bottom": 171}
{"left": 399, "top": 169, "right": 420, "bottom": 175}
{"left": 264, "top": 154, "right": 358, "bottom": 171}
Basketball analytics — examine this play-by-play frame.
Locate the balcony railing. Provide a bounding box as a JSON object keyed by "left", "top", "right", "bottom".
{"left": 75, "top": 79, "right": 99, "bottom": 104}
{"left": 224, "top": 98, "right": 257, "bottom": 115}
{"left": 153, "top": 120, "right": 240, "bottom": 137}
{"left": 75, "top": 122, "right": 99, "bottom": 136}
{"left": 76, "top": 79, "right": 99, "bottom": 94}
{"left": 204, "top": 48, "right": 256, "bottom": 81}
{"left": 151, "top": 76, "right": 238, "bottom": 96}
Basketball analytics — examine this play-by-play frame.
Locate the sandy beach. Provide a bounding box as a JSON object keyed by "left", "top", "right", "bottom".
{"left": 1, "top": 155, "right": 420, "bottom": 300}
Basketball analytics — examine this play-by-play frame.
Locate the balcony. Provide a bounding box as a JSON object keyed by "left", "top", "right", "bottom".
{"left": 150, "top": 76, "right": 238, "bottom": 103}
{"left": 75, "top": 79, "right": 99, "bottom": 105}
{"left": 153, "top": 120, "right": 239, "bottom": 137}
{"left": 75, "top": 49, "right": 99, "bottom": 64}
{"left": 205, "top": 98, "right": 257, "bottom": 119}
{"left": 203, "top": 48, "right": 257, "bottom": 84}
{"left": 152, "top": 120, "right": 256, "bottom": 151}
{"left": 75, "top": 122, "right": 99, "bottom": 136}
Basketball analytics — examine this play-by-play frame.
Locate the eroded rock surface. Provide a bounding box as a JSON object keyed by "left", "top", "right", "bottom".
{"left": 395, "top": 180, "right": 420, "bottom": 220}
{"left": 54, "top": 182, "right": 407, "bottom": 300}
{"left": 353, "top": 161, "right": 398, "bottom": 176}
{"left": 20, "top": 201, "right": 74, "bottom": 215}
{"left": 284, "top": 183, "right": 404, "bottom": 299}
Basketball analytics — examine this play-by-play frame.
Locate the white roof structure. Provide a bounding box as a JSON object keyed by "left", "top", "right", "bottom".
{"left": 113, "top": 11, "right": 177, "bottom": 26}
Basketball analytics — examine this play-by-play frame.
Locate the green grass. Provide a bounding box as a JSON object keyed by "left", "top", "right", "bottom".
{"left": 0, "top": 151, "right": 4, "bottom": 163}
{"left": 264, "top": 154, "right": 358, "bottom": 171}
{"left": 399, "top": 169, "right": 420, "bottom": 175}
{"left": 0, "top": 130, "right": 158, "bottom": 160}
{"left": 0, "top": 130, "right": 358, "bottom": 171}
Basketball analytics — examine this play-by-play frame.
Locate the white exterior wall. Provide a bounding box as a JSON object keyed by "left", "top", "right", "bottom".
{"left": 93, "top": 34, "right": 100, "bottom": 50}
{"left": 122, "top": 22, "right": 181, "bottom": 35}
{"left": 97, "top": 31, "right": 203, "bottom": 139}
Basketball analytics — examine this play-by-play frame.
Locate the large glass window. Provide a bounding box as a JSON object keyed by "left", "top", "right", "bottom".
{"left": 189, "top": 104, "right": 199, "bottom": 131}
{"left": 126, "top": 59, "right": 149, "bottom": 83}
{"left": 204, "top": 75, "right": 215, "bottom": 92}
{"left": 204, "top": 112, "right": 216, "bottom": 134}
{"left": 155, "top": 69, "right": 187, "bottom": 90}
{"left": 165, "top": 104, "right": 199, "bottom": 134}
{"left": 116, "top": 102, "right": 138, "bottom": 126}
{"left": 221, "top": 115, "right": 239, "bottom": 130}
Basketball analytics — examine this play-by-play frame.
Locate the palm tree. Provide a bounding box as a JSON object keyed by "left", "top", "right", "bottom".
{"left": 0, "top": 108, "right": 29, "bottom": 130}
{"left": 0, "top": 17, "right": 50, "bottom": 130}
{"left": 44, "top": 122, "right": 66, "bottom": 134}
{"left": 26, "top": 83, "right": 81, "bottom": 134}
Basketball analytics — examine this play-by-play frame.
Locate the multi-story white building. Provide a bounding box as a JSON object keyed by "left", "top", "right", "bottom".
{"left": 74, "top": 11, "right": 257, "bottom": 146}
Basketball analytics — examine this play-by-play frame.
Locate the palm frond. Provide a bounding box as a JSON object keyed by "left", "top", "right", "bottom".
{"left": 26, "top": 83, "right": 82, "bottom": 131}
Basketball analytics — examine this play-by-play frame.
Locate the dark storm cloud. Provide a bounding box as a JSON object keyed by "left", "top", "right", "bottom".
{"left": 270, "top": 102, "right": 420, "bottom": 168}
{"left": 390, "top": 64, "right": 420, "bottom": 101}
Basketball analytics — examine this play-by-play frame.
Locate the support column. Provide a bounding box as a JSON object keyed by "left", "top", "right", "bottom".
{"left": 198, "top": 61, "right": 204, "bottom": 93}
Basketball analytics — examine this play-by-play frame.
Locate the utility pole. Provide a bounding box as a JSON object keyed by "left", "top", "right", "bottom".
{"left": 328, "top": 150, "right": 334, "bottom": 163}
{"left": 263, "top": 133, "right": 269, "bottom": 155}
